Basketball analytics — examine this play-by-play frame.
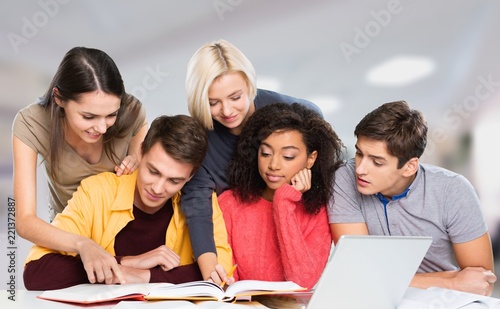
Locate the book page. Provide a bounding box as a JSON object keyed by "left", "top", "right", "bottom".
{"left": 38, "top": 280, "right": 305, "bottom": 304}
{"left": 426, "top": 287, "right": 500, "bottom": 308}
{"left": 146, "top": 280, "right": 304, "bottom": 301}
{"left": 225, "top": 280, "right": 305, "bottom": 299}
{"left": 112, "top": 300, "right": 270, "bottom": 308}
{"left": 146, "top": 281, "right": 225, "bottom": 301}
{"left": 195, "top": 300, "right": 271, "bottom": 308}
{"left": 399, "top": 287, "right": 500, "bottom": 308}
{"left": 112, "top": 300, "right": 197, "bottom": 308}
{"left": 38, "top": 283, "right": 163, "bottom": 303}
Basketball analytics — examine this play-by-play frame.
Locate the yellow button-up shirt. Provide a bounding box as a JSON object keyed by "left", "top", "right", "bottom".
{"left": 25, "top": 171, "right": 232, "bottom": 272}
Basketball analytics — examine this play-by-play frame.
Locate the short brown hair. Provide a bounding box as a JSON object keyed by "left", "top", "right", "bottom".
{"left": 354, "top": 100, "right": 427, "bottom": 168}
{"left": 141, "top": 115, "right": 208, "bottom": 175}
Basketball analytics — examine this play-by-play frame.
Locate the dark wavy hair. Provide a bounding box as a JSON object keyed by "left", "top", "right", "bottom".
{"left": 227, "top": 103, "right": 345, "bottom": 214}
{"left": 38, "top": 46, "right": 143, "bottom": 183}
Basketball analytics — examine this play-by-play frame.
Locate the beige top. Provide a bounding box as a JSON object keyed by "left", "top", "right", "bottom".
{"left": 12, "top": 101, "right": 146, "bottom": 220}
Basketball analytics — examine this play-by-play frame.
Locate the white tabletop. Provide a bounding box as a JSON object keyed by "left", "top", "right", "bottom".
{"left": 1, "top": 290, "right": 269, "bottom": 309}
{"left": 1, "top": 290, "right": 117, "bottom": 308}
{"left": 3, "top": 288, "right": 499, "bottom": 309}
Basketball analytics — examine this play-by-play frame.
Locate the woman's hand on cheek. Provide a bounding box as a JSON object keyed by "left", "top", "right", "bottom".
{"left": 291, "top": 168, "right": 312, "bottom": 193}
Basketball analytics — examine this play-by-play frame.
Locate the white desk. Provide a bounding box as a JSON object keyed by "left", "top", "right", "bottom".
{"left": 2, "top": 290, "right": 116, "bottom": 308}
{"left": 1, "top": 290, "right": 268, "bottom": 308}
{"left": 3, "top": 288, "right": 500, "bottom": 309}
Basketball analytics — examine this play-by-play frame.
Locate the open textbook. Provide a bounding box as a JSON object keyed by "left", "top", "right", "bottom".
{"left": 37, "top": 280, "right": 305, "bottom": 304}
{"left": 112, "top": 300, "right": 270, "bottom": 308}
{"left": 399, "top": 287, "right": 500, "bottom": 308}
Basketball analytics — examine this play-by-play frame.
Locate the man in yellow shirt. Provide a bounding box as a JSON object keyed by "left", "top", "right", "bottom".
{"left": 23, "top": 115, "right": 232, "bottom": 290}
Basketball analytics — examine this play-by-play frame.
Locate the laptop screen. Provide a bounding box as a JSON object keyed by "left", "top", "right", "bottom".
{"left": 307, "top": 235, "right": 432, "bottom": 309}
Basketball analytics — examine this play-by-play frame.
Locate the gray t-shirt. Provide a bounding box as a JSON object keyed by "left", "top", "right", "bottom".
{"left": 328, "top": 159, "right": 488, "bottom": 273}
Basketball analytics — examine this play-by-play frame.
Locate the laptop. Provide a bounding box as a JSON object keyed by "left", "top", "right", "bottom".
{"left": 307, "top": 235, "right": 432, "bottom": 309}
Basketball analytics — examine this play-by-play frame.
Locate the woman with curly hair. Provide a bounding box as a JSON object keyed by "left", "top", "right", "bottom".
{"left": 218, "top": 103, "right": 344, "bottom": 289}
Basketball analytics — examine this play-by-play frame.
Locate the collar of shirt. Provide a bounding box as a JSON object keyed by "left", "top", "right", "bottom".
{"left": 376, "top": 187, "right": 410, "bottom": 207}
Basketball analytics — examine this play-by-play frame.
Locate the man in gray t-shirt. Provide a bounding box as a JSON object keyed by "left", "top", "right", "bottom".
{"left": 328, "top": 100, "right": 496, "bottom": 296}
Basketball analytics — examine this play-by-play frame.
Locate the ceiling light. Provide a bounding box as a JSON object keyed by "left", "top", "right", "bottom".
{"left": 308, "top": 95, "right": 341, "bottom": 114}
{"left": 366, "top": 56, "right": 435, "bottom": 87}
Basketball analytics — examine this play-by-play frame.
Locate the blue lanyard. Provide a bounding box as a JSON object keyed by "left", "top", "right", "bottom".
{"left": 376, "top": 188, "right": 410, "bottom": 235}
{"left": 376, "top": 195, "right": 392, "bottom": 235}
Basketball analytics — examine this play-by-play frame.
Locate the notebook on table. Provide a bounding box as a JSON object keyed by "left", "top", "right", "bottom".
{"left": 307, "top": 235, "right": 432, "bottom": 309}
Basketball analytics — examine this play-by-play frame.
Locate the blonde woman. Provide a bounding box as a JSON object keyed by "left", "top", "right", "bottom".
{"left": 182, "top": 39, "right": 322, "bottom": 282}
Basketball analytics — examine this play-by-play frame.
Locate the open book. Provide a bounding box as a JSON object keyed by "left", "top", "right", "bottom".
{"left": 399, "top": 287, "right": 500, "bottom": 308}
{"left": 37, "top": 280, "right": 306, "bottom": 304}
{"left": 112, "top": 300, "right": 270, "bottom": 308}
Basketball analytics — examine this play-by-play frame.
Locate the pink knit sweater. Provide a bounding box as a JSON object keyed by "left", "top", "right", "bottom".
{"left": 218, "top": 184, "right": 331, "bottom": 289}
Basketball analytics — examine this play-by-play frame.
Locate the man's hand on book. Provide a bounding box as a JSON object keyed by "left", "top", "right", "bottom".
{"left": 413, "top": 267, "right": 498, "bottom": 297}
{"left": 76, "top": 237, "right": 126, "bottom": 285}
{"left": 120, "top": 245, "right": 181, "bottom": 271}
{"left": 451, "top": 267, "right": 497, "bottom": 296}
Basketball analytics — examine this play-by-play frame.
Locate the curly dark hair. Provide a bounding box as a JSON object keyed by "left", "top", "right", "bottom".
{"left": 227, "top": 103, "right": 345, "bottom": 214}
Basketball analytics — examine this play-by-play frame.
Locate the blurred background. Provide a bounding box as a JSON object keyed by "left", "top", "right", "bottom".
{"left": 1, "top": 0, "right": 499, "bottom": 294}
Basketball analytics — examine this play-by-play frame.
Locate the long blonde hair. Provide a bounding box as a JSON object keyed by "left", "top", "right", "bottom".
{"left": 186, "top": 39, "right": 257, "bottom": 129}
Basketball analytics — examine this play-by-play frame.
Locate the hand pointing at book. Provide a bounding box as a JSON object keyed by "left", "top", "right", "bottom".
{"left": 78, "top": 237, "right": 126, "bottom": 285}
